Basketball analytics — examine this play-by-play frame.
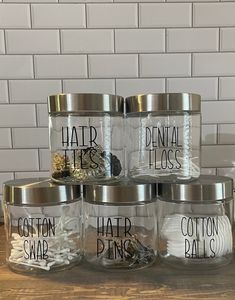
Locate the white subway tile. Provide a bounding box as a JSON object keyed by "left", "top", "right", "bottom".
{"left": 63, "top": 79, "right": 115, "bottom": 94}
{"left": 60, "top": 0, "right": 112, "bottom": 2}
{"left": 0, "top": 129, "right": 11, "bottom": 148}
{"left": 0, "top": 149, "right": 39, "bottom": 171}
{"left": 201, "top": 168, "right": 216, "bottom": 175}
{"left": 202, "top": 101, "right": 235, "bottom": 124}
{"left": 115, "top": 29, "right": 164, "bottom": 53}
{"left": 115, "top": 0, "right": 163, "bottom": 1}
{"left": 167, "top": 28, "right": 218, "bottom": 52}
{"left": 221, "top": 28, "right": 235, "bottom": 51}
{"left": 0, "top": 4, "right": 30, "bottom": 28}
{"left": 201, "top": 125, "right": 217, "bottom": 145}
{"left": 5, "top": 0, "right": 57, "bottom": 2}
{"left": 218, "top": 124, "right": 235, "bottom": 145}
{"left": 61, "top": 30, "right": 114, "bottom": 53}
{"left": 140, "top": 54, "right": 191, "bottom": 77}
{"left": 87, "top": 4, "right": 137, "bottom": 28}
{"left": 32, "top": 4, "right": 85, "bottom": 28}
{"left": 167, "top": 0, "right": 218, "bottom": 2}
{"left": 201, "top": 145, "right": 235, "bottom": 168}
{"left": 39, "top": 149, "right": 50, "bottom": 171}
{"left": 167, "top": 78, "right": 218, "bottom": 101}
{"left": 0, "top": 104, "right": 36, "bottom": 127}
{"left": 12, "top": 128, "right": 48, "bottom": 148}
{"left": 0, "top": 56, "right": 33, "bottom": 79}
{"left": 6, "top": 30, "right": 60, "bottom": 54}
{"left": 139, "top": 3, "right": 191, "bottom": 28}
{"left": 219, "top": 77, "right": 235, "bottom": 100}
{"left": 194, "top": 3, "right": 235, "bottom": 27}
{"left": 9, "top": 80, "right": 62, "bottom": 103}
{"left": 0, "top": 81, "right": 8, "bottom": 103}
{"left": 217, "top": 168, "right": 235, "bottom": 184}
{"left": 116, "top": 78, "right": 165, "bottom": 97}
{"left": 193, "top": 53, "right": 235, "bottom": 76}
{"left": 89, "top": 54, "right": 138, "bottom": 78}
{"left": 35, "top": 55, "right": 87, "bottom": 79}
{"left": 15, "top": 171, "right": 50, "bottom": 179}
{"left": 0, "top": 173, "right": 14, "bottom": 194}
{"left": 36, "top": 104, "right": 48, "bottom": 127}
{"left": 0, "top": 31, "right": 5, "bottom": 54}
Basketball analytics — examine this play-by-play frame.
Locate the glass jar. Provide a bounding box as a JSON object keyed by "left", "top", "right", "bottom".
{"left": 126, "top": 93, "right": 201, "bottom": 182}
{"left": 84, "top": 182, "right": 157, "bottom": 270}
{"left": 158, "top": 175, "right": 234, "bottom": 269}
{"left": 48, "top": 93, "right": 124, "bottom": 184}
{"left": 3, "top": 178, "right": 82, "bottom": 273}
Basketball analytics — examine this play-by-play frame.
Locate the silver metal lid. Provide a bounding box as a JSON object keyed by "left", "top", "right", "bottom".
{"left": 84, "top": 181, "right": 157, "bottom": 204}
{"left": 126, "top": 93, "right": 201, "bottom": 113}
{"left": 158, "top": 175, "right": 233, "bottom": 202}
{"left": 48, "top": 93, "right": 124, "bottom": 114}
{"left": 3, "top": 178, "right": 81, "bottom": 206}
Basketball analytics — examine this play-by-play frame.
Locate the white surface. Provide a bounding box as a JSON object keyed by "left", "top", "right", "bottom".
{"left": 194, "top": 3, "right": 235, "bottom": 27}
{"left": 32, "top": 4, "right": 86, "bottom": 28}
{"left": 0, "top": 104, "right": 36, "bottom": 127}
{"left": 139, "top": 3, "right": 191, "bottom": 27}
{"left": 219, "top": 77, "right": 235, "bottom": 100}
{"left": 167, "top": 78, "right": 218, "bottom": 101}
{"left": 201, "top": 125, "right": 217, "bottom": 145}
{"left": 87, "top": 4, "right": 138, "bottom": 28}
{"left": 6, "top": 30, "right": 60, "bottom": 54}
{"left": 167, "top": 28, "right": 218, "bottom": 52}
{"left": 89, "top": 54, "right": 138, "bottom": 78}
{"left": 0, "top": 31, "right": 5, "bottom": 54}
{"left": 220, "top": 28, "right": 235, "bottom": 51}
{"left": 61, "top": 30, "right": 114, "bottom": 53}
{"left": 0, "top": 56, "right": 33, "bottom": 79}
{"left": 12, "top": 128, "right": 49, "bottom": 148}
{"left": 0, "top": 81, "right": 8, "bottom": 103}
{"left": 116, "top": 78, "right": 165, "bottom": 97}
{"left": 9, "top": 80, "right": 61, "bottom": 103}
{"left": 115, "top": 29, "right": 165, "bottom": 53}
{"left": 140, "top": 54, "right": 191, "bottom": 77}
{"left": 35, "top": 55, "right": 87, "bottom": 78}
{"left": 193, "top": 53, "right": 235, "bottom": 76}
{"left": 202, "top": 101, "right": 235, "bottom": 124}
{"left": 0, "top": 4, "right": 30, "bottom": 28}
{"left": 63, "top": 79, "right": 115, "bottom": 94}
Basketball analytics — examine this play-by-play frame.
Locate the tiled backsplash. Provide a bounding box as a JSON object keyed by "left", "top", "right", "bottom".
{"left": 1, "top": 1, "right": 235, "bottom": 217}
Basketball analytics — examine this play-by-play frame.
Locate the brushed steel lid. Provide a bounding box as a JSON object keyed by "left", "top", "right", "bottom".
{"left": 48, "top": 93, "right": 124, "bottom": 114}
{"left": 158, "top": 175, "right": 233, "bottom": 202}
{"left": 84, "top": 181, "right": 157, "bottom": 204}
{"left": 126, "top": 93, "right": 201, "bottom": 114}
{"left": 3, "top": 178, "right": 81, "bottom": 206}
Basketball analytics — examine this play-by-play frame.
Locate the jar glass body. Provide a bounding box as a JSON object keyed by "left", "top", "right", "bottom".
{"left": 126, "top": 111, "right": 200, "bottom": 182}
{"left": 3, "top": 199, "right": 82, "bottom": 273}
{"left": 84, "top": 201, "right": 157, "bottom": 270}
{"left": 157, "top": 198, "right": 234, "bottom": 268}
{"left": 49, "top": 112, "right": 124, "bottom": 183}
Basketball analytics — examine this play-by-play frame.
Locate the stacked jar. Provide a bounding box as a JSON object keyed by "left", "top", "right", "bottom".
{"left": 2, "top": 92, "right": 234, "bottom": 273}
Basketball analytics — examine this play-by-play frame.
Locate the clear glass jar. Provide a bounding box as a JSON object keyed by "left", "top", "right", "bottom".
{"left": 84, "top": 182, "right": 157, "bottom": 270}
{"left": 158, "top": 175, "right": 234, "bottom": 269}
{"left": 3, "top": 178, "right": 82, "bottom": 273}
{"left": 48, "top": 93, "right": 124, "bottom": 184}
{"left": 126, "top": 93, "right": 201, "bottom": 182}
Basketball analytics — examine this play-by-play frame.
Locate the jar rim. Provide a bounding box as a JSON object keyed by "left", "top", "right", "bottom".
{"left": 126, "top": 93, "right": 201, "bottom": 114}
{"left": 158, "top": 175, "right": 233, "bottom": 202}
{"left": 3, "top": 178, "right": 81, "bottom": 205}
{"left": 84, "top": 181, "right": 157, "bottom": 204}
{"left": 48, "top": 93, "right": 124, "bottom": 114}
